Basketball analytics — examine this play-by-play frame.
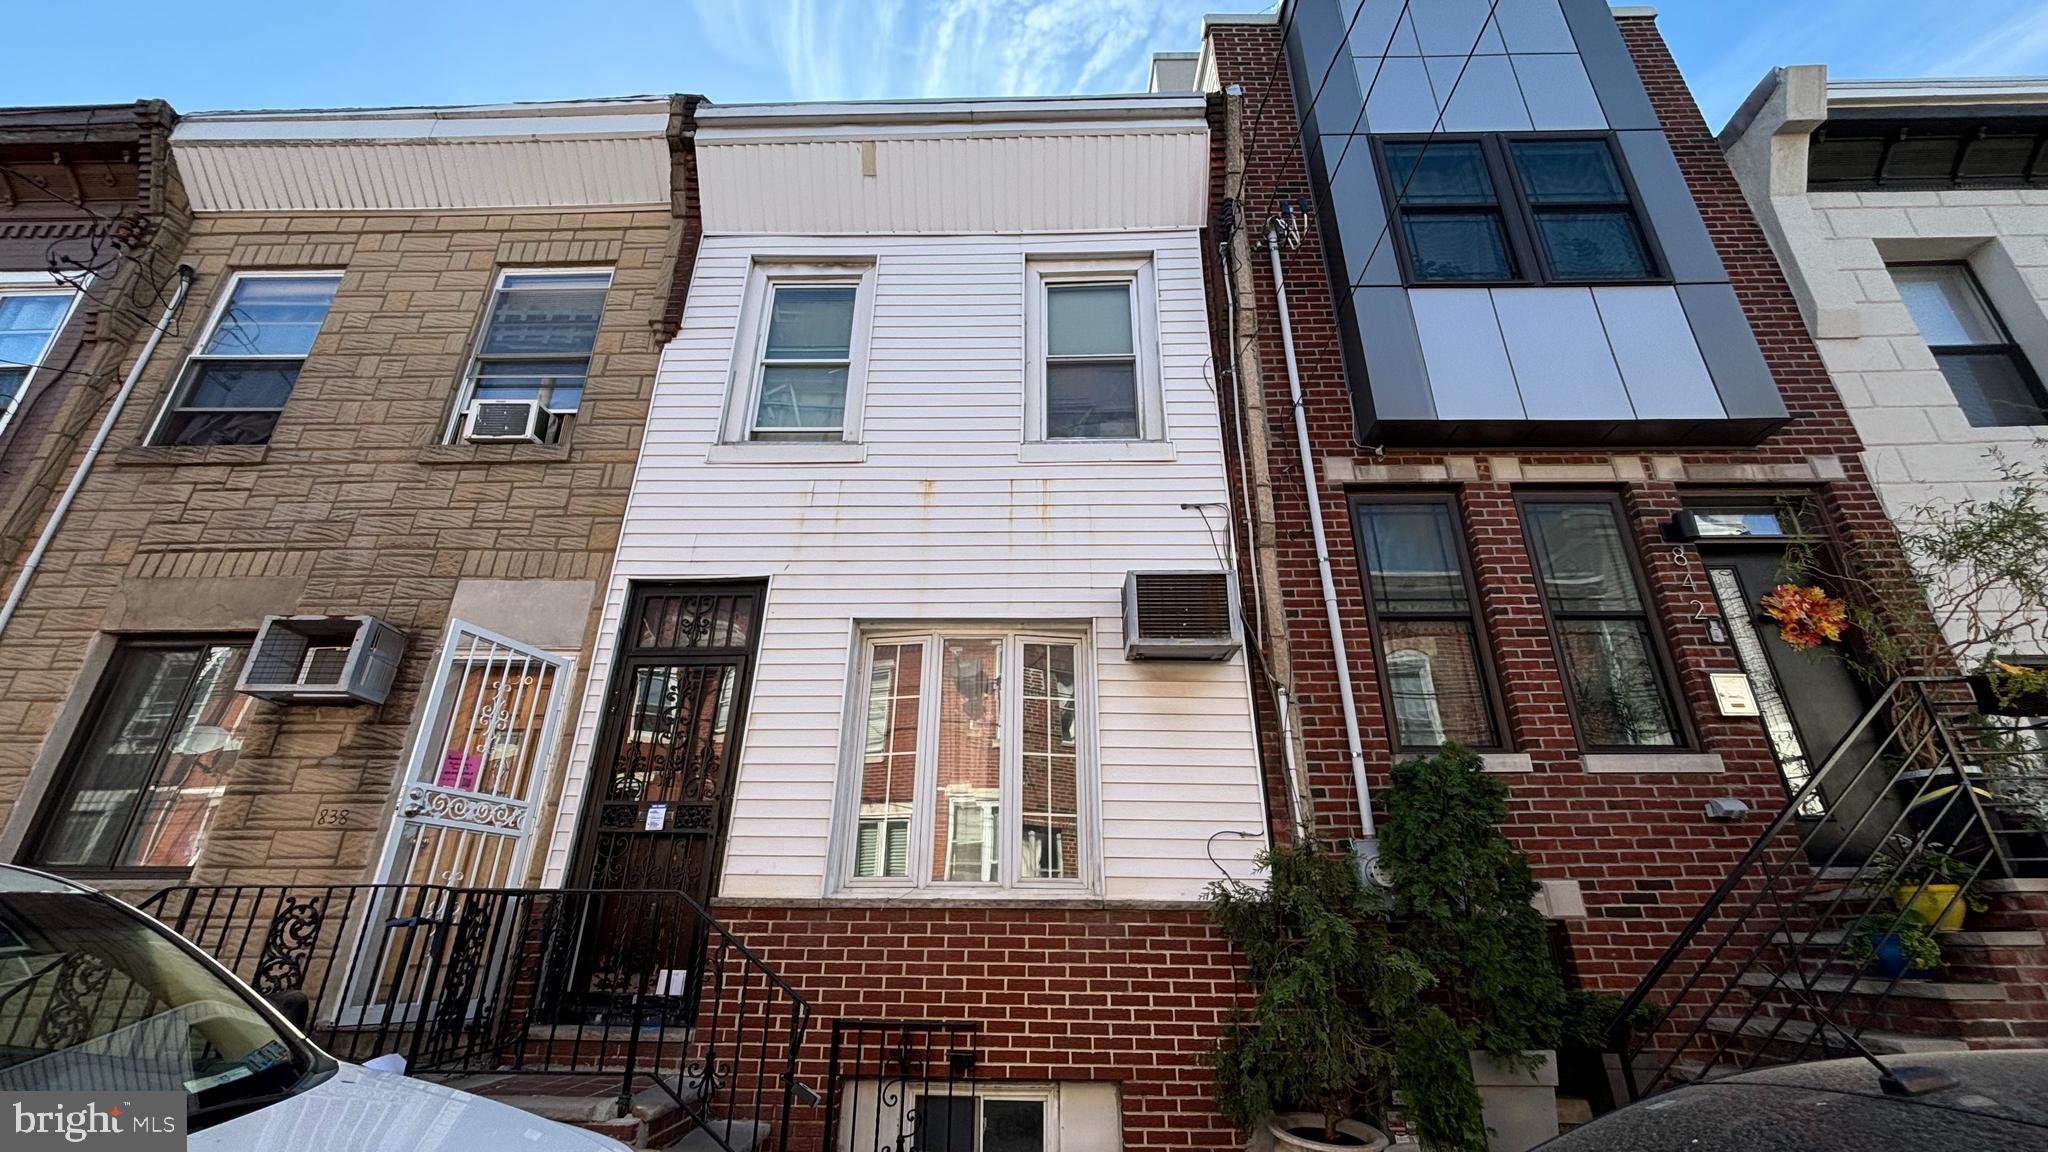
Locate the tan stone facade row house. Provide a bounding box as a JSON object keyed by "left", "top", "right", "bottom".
{"left": 0, "top": 97, "right": 700, "bottom": 902}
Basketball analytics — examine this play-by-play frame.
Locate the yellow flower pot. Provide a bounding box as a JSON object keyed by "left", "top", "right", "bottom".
{"left": 1894, "top": 883, "right": 1968, "bottom": 932}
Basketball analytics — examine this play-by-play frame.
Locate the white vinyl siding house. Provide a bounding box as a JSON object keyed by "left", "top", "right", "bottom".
{"left": 543, "top": 97, "right": 1269, "bottom": 901}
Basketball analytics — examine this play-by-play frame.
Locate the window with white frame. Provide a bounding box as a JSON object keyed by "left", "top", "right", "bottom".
{"left": 914, "top": 1088, "right": 1057, "bottom": 1152}
{"left": 845, "top": 631, "right": 1088, "bottom": 890}
{"left": 0, "top": 280, "right": 78, "bottom": 431}
{"left": 728, "top": 262, "right": 873, "bottom": 443}
{"left": 448, "top": 269, "right": 612, "bottom": 443}
{"left": 150, "top": 272, "right": 340, "bottom": 446}
{"left": 1027, "top": 258, "right": 1161, "bottom": 442}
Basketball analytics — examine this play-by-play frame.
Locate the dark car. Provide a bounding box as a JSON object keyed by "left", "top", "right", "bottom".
{"left": 1543, "top": 1051, "right": 2048, "bottom": 1150}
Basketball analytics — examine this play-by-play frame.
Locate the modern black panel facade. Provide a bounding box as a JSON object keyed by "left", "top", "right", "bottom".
{"left": 1285, "top": 0, "right": 1788, "bottom": 447}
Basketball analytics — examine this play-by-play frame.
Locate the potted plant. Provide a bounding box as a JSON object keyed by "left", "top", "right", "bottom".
{"left": 1383, "top": 745, "right": 1566, "bottom": 1152}
{"left": 1970, "top": 657, "right": 2048, "bottom": 717}
{"left": 1206, "top": 843, "right": 1426, "bottom": 1152}
{"left": 1845, "top": 911, "right": 1942, "bottom": 979}
{"left": 1869, "top": 838, "right": 1989, "bottom": 932}
{"left": 1553, "top": 990, "right": 1659, "bottom": 1115}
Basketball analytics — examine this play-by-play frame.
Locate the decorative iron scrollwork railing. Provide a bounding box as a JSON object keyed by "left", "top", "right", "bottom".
{"left": 825, "top": 1019, "right": 981, "bottom": 1152}
{"left": 136, "top": 883, "right": 814, "bottom": 1152}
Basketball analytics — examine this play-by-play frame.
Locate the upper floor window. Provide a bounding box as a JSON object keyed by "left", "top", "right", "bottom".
{"left": 29, "top": 638, "right": 254, "bottom": 873}
{"left": 151, "top": 272, "right": 340, "bottom": 446}
{"left": 1353, "top": 496, "right": 1503, "bottom": 752}
{"left": 1889, "top": 263, "right": 2048, "bottom": 428}
{"left": 449, "top": 269, "right": 612, "bottom": 444}
{"left": 1027, "top": 258, "right": 1162, "bottom": 442}
{"left": 0, "top": 283, "right": 76, "bottom": 429}
{"left": 724, "top": 261, "right": 874, "bottom": 445}
{"left": 844, "top": 630, "right": 1089, "bottom": 891}
{"left": 1379, "top": 135, "right": 1660, "bottom": 285}
{"left": 1519, "top": 497, "right": 1685, "bottom": 751}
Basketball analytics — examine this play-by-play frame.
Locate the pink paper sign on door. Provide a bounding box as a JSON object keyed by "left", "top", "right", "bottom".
{"left": 438, "top": 750, "right": 483, "bottom": 791}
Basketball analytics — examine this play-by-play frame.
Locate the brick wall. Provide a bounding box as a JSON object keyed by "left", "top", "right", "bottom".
{"left": 717, "top": 903, "right": 1241, "bottom": 1152}
{"left": 1204, "top": 15, "right": 1943, "bottom": 990}
{"left": 0, "top": 202, "right": 682, "bottom": 890}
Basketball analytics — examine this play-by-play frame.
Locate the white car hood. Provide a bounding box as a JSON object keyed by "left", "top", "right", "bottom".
{"left": 193, "top": 1063, "right": 630, "bottom": 1151}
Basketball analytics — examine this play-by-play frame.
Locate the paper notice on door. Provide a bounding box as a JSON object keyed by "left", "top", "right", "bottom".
{"left": 645, "top": 803, "right": 668, "bottom": 831}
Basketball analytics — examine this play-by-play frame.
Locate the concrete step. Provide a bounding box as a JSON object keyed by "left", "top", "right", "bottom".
{"left": 1736, "top": 970, "right": 2008, "bottom": 1001}
{"left": 1705, "top": 1014, "right": 1970, "bottom": 1056}
{"left": 441, "top": 1074, "right": 707, "bottom": 1149}
{"left": 661, "top": 1119, "right": 767, "bottom": 1152}
{"left": 1770, "top": 929, "right": 2046, "bottom": 949}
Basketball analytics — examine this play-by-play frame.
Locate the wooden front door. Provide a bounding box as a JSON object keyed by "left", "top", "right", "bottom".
{"left": 574, "top": 582, "right": 765, "bottom": 903}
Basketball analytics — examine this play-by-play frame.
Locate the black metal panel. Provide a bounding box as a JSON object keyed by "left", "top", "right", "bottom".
{"left": 1558, "top": 0, "right": 1659, "bottom": 131}
{"left": 1615, "top": 129, "right": 1728, "bottom": 284}
{"left": 1282, "top": 0, "right": 1366, "bottom": 142}
{"left": 1678, "top": 281, "right": 1790, "bottom": 426}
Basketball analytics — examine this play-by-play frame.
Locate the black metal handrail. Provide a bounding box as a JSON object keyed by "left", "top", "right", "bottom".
{"left": 135, "top": 882, "right": 813, "bottom": 1152}
{"left": 1609, "top": 677, "right": 2047, "bottom": 1099}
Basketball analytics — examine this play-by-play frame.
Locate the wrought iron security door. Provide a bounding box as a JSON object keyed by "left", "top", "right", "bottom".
{"left": 577, "top": 582, "right": 764, "bottom": 903}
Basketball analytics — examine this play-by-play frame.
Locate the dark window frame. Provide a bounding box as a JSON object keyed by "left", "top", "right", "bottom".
{"left": 1889, "top": 260, "right": 2048, "bottom": 428}
{"left": 1515, "top": 491, "right": 1695, "bottom": 753}
{"left": 1372, "top": 132, "right": 1670, "bottom": 288}
{"left": 1349, "top": 492, "right": 1511, "bottom": 753}
{"left": 23, "top": 634, "right": 254, "bottom": 879}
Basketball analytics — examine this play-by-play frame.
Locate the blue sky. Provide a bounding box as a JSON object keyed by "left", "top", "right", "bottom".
{"left": 5, "top": 1, "right": 2047, "bottom": 130}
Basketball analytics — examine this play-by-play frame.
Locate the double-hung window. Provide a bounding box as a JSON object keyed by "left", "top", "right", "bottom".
{"left": 152, "top": 273, "right": 340, "bottom": 446}
{"left": 1028, "top": 258, "right": 1161, "bottom": 442}
{"left": 731, "top": 264, "right": 872, "bottom": 443}
{"left": 846, "top": 631, "right": 1088, "bottom": 890}
{"left": 450, "top": 269, "right": 612, "bottom": 443}
{"left": 29, "top": 639, "right": 254, "bottom": 873}
{"left": 1889, "top": 263, "right": 2048, "bottom": 427}
{"left": 0, "top": 281, "right": 78, "bottom": 431}
{"left": 1379, "top": 136, "right": 1660, "bottom": 284}
{"left": 1353, "top": 496, "right": 1502, "bottom": 751}
{"left": 1520, "top": 497, "right": 1685, "bottom": 750}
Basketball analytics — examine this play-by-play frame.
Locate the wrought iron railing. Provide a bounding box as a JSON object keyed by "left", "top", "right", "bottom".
{"left": 1610, "top": 678, "right": 2048, "bottom": 1099}
{"left": 134, "top": 883, "right": 813, "bottom": 1151}
{"left": 824, "top": 1019, "right": 981, "bottom": 1152}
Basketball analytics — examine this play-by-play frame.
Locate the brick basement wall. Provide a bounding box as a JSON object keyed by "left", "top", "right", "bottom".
{"left": 717, "top": 904, "right": 1241, "bottom": 1152}
{"left": 1202, "top": 17, "right": 1945, "bottom": 991}
{"left": 0, "top": 203, "right": 685, "bottom": 892}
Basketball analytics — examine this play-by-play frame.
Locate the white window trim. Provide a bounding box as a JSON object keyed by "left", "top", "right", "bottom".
{"left": 1023, "top": 255, "right": 1164, "bottom": 446}
{"left": 914, "top": 1084, "right": 1061, "bottom": 1152}
{"left": 145, "top": 269, "right": 343, "bottom": 446}
{"left": 830, "top": 626, "right": 1098, "bottom": 897}
{"left": 442, "top": 266, "right": 615, "bottom": 443}
{"left": 0, "top": 271, "right": 88, "bottom": 440}
{"left": 719, "top": 258, "right": 877, "bottom": 450}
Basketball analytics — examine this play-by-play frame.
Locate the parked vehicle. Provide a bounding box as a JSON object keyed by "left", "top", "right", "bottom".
{"left": 0, "top": 865, "right": 627, "bottom": 1150}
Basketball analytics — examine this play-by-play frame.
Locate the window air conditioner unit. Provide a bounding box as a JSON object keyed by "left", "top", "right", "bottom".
{"left": 238, "top": 615, "right": 405, "bottom": 705}
{"left": 1122, "top": 571, "right": 1242, "bottom": 661}
{"left": 463, "top": 398, "right": 543, "bottom": 443}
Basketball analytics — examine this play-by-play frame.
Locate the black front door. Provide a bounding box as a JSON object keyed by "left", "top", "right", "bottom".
{"left": 575, "top": 581, "right": 765, "bottom": 902}
{"left": 1702, "top": 547, "right": 1899, "bottom": 861}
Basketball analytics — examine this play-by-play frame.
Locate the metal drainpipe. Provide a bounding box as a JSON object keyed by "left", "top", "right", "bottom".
{"left": 0, "top": 264, "right": 195, "bottom": 638}
{"left": 1264, "top": 227, "right": 1378, "bottom": 850}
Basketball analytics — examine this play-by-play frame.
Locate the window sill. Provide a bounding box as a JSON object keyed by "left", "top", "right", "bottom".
{"left": 1582, "top": 752, "right": 1725, "bottom": 774}
{"left": 1017, "top": 440, "right": 1176, "bottom": 464}
{"left": 1480, "top": 753, "right": 1533, "bottom": 773}
{"left": 418, "top": 442, "right": 571, "bottom": 465}
{"left": 707, "top": 441, "right": 867, "bottom": 465}
{"left": 115, "top": 444, "right": 268, "bottom": 467}
{"left": 725, "top": 892, "right": 1190, "bottom": 911}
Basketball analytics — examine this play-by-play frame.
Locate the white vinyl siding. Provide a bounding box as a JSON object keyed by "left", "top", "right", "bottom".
{"left": 544, "top": 229, "right": 1266, "bottom": 901}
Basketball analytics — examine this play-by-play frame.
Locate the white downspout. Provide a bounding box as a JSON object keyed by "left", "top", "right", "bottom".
{"left": 0, "top": 264, "right": 195, "bottom": 638}
{"left": 1264, "top": 228, "right": 1377, "bottom": 849}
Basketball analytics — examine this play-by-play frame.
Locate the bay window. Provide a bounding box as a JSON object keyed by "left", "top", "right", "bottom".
{"left": 844, "top": 631, "right": 1088, "bottom": 890}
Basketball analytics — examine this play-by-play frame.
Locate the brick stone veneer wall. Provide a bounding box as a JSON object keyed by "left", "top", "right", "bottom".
{"left": 1202, "top": 15, "right": 1946, "bottom": 992}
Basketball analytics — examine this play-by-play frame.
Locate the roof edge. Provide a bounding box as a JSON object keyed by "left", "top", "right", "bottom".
{"left": 696, "top": 93, "right": 1208, "bottom": 129}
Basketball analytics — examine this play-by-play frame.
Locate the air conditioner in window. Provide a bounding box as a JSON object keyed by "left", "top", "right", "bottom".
{"left": 1122, "top": 571, "right": 1242, "bottom": 660}
{"left": 238, "top": 615, "right": 406, "bottom": 705}
{"left": 463, "top": 398, "right": 543, "bottom": 443}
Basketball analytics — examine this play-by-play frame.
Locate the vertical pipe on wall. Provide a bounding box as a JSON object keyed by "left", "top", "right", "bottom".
{"left": 0, "top": 264, "right": 195, "bottom": 639}
{"left": 1265, "top": 227, "right": 1378, "bottom": 847}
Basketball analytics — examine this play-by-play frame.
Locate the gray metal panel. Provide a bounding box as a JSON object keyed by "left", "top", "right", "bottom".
{"left": 1677, "top": 282, "right": 1788, "bottom": 421}
{"left": 1346, "top": 0, "right": 1423, "bottom": 56}
{"left": 1615, "top": 130, "right": 1726, "bottom": 284}
{"left": 1558, "top": 0, "right": 1659, "bottom": 130}
{"left": 1594, "top": 286, "right": 1724, "bottom": 419}
{"left": 1355, "top": 286, "right": 1436, "bottom": 421}
{"left": 1511, "top": 54, "right": 1607, "bottom": 130}
{"left": 1496, "top": 0, "right": 1578, "bottom": 53}
{"left": 1317, "top": 135, "right": 1402, "bottom": 287}
{"left": 1288, "top": 0, "right": 1368, "bottom": 139}
{"left": 1410, "top": 289, "right": 1525, "bottom": 420}
{"left": 1491, "top": 288, "right": 1632, "bottom": 420}
{"left": 1411, "top": 0, "right": 1507, "bottom": 55}
{"left": 1426, "top": 56, "right": 1532, "bottom": 132}
{"left": 1363, "top": 56, "right": 1444, "bottom": 133}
